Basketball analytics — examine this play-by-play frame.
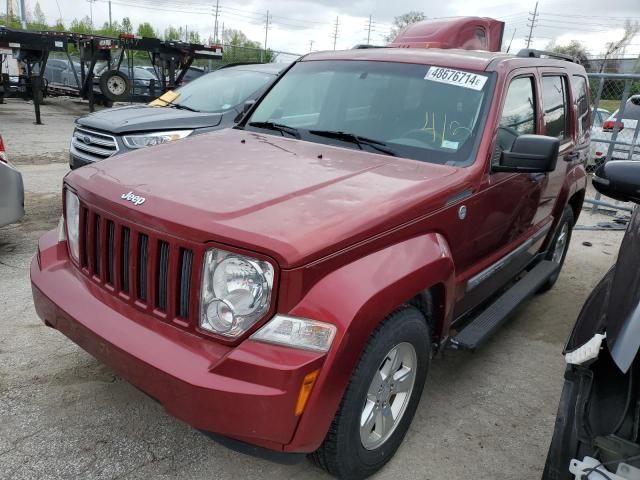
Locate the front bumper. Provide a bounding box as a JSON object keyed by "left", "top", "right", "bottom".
{"left": 31, "top": 230, "right": 326, "bottom": 451}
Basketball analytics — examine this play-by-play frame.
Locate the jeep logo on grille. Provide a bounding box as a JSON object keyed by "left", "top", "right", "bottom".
{"left": 121, "top": 191, "right": 146, "bottom": 206}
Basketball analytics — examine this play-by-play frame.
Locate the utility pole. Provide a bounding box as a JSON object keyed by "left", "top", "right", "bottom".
{"left": 19, "top": 0, "right": 26, "bottom": 28}
{"left": 525, "top": 1, "right": 539, "bottom": 49}
{"left": 185, "top": 24, "right": 188, "bottom": 42}
{"left": 366, "top": 15, "right": 372, "bottom": 45}
{"left": 332, "top": 16, "right": 339, "bottom": 50}
{"left": 87, "top": 0, "right": 96, "bottom": 31}
{"left": 7, "top": 0, "right": 13, "bottom": 22}
{"left": 309, "top": 40, "right": 314, "bottom": 52}
{"left": 213, "top": 0, "right": 220, "bottom": 42}
{"left": 264, "top": 10, "right": 270, "bottom": 50}
{"left": 108, "top": 0, "right": 112, "bottom": 29}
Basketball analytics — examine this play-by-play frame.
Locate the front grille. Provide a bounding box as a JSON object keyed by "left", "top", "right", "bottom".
{"left": 70, "top": 127, "right": 119, "bottom": 163}
{"left": 78, "top": 204, "right": 195, "bottom": 323}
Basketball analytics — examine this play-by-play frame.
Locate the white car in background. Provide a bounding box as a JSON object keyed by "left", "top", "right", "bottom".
{"left": 592, "top": 95, "right": 640, "bottom": 166}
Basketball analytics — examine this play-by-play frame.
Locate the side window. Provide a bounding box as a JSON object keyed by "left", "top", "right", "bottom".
{"left": 497, "top": 77, "right": 536, "bottom": 152}
{"left": 542, "top": 76, "right": 569, "bottom": 140}
{"left": 572, "top": 75, "right": 589, "bottom": 138}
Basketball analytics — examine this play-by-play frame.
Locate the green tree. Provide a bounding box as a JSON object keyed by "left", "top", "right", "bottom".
{"left": 121, "top": 17, "right": 133, "bottom": 34}
{"left": 137, "top": 22, "right": 156, "bottom": 38}
{"left": 549, "top": 40, "right": 590, "bottom": 65}
{"left": 52, "top": 18, "right": 65, "bottom": 31}
{"left": 188, "top": 31, "right": 201, "bottom": 44}
{"left": 164, "top": 25, "right": 180, "bottom": 40}
{"left": 70, "top": 16, "right": 92, "bottom": 34}
{"left": 97, "top": 20, "right": 122, "bottom": 37}
{"left": 26, "top": 2, "right": 49, "bottom": 31}
{"left": 385, "top": 11, "right": 426, "bottom": 42}
{"left": 2, "top": 14, "right": 23, "bottom": 28}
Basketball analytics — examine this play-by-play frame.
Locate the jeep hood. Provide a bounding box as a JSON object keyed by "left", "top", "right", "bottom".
{"left": 67, "top": 129, "right": 461, "bottom": 267}
{"left": 76, "top": 104, "right": 223, "bottom": 134}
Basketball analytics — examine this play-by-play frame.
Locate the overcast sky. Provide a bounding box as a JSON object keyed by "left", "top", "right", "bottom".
{"left": 8, "top": 0, "right": 640, "bottom": 58}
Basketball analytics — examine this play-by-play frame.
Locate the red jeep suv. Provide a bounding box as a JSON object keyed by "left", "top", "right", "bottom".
{"left": 31, "top": 18, "right": 590, "bottom": 479}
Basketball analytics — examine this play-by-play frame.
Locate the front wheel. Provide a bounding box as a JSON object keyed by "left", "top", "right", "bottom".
{"left": 310, "top": 307, "right": 431, "bottom": 479}
{"left": 539, "top": 205, "right": 575, "bottom": 293}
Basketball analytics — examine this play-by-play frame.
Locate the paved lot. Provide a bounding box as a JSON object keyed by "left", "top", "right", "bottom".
{"left": 0, "top": 100, "right": 627, "bottom": 479}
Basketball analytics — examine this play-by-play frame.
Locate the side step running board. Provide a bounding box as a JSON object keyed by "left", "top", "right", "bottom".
{"left": 450, "top": 260, "right": 559, "bottom": 351}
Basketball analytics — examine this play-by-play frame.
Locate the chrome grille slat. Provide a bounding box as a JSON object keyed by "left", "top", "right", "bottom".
{"left": 71, "top": 127, "right": 119, "bottom": 163}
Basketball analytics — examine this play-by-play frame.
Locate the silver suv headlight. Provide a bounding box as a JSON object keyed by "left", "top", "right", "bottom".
{"left": 65, "top": 190, "right": 80, "bottom": 263}
{"left": 199, "top": 249, "right": 274, "bottom": 338}
{"left": 122, "top": 130, "right": 193, "bottom": 149}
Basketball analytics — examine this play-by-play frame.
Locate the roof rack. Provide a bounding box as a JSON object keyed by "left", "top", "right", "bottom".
{"left": 351, "top": 44, "right": 386, "bottom": 49}
{"left": 516, "top": 48, "right": 578, "bottom": 63}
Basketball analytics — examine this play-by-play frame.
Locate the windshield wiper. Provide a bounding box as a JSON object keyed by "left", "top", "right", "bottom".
{"left": 308, "top": 130, "right": 396, "bottom": 156}
{"left": 248, "top": 121, "right": 300, "bottom": 138}
{"left": 167, "top": 103, "right": 199, "bottom": 113}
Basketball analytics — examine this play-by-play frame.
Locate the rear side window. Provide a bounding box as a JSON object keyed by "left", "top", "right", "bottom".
{"left": 542, "top": 76, "right": 569, "bottom": 140}
{"left": 572, "top": 75, "right": 589, "bottom": 137}
{"left": 497, "top": 77, "right": 536, "bottom": 152}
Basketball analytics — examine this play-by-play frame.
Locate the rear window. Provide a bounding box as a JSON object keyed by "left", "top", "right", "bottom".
{"left": 542, "top": 75, "right": 569, "bottom": 140}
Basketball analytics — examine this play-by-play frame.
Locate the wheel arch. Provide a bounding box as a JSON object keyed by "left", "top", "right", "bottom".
{"left": 283, "top": 232, "right": 456, "bottom": 452}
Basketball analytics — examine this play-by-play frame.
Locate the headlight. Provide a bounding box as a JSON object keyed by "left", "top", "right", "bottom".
{"left": 65, "top": 190, "right": 80, "bottom": 262}
{"left": 199, "top": 249, "right": 274, "bottom": 338}
{"left": 252, "top": 315, "right": 337, "bottom": 353}
{"left": 122, "top": 130, "right": 193, "bottom": 149}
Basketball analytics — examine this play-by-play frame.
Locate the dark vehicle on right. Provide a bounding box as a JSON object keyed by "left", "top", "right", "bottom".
{"left": 544, "top": 161, "right": 640, "bottom": 479}
{"left": 69, "top": 62, "right": 286, "bottom": 169}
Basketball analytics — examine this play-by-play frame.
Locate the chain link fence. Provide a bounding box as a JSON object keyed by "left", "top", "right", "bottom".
{"left": 193, "top": 45, "right": 301, "bottom": 70}
{"left": 588, "top": 73, "right": 640, "bottom": 173}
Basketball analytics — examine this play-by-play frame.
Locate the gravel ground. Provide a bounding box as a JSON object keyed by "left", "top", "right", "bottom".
{"left": 0, "top": 100, "right": 628, "bottom": 480}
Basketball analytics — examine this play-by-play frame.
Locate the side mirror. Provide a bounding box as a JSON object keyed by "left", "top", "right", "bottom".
{"left": 493, "top": 134, "right": 559, "bottom": 173}
{"left": 243, "top": 100, "right": 256, "bottom": 114}
{"left": 593, "top": 161, "right": 640, "bottom": 204}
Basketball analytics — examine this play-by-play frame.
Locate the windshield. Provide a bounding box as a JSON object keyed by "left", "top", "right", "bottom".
{"left": 244, "top": 60, "right": 494, "bottom": 165}
{"left": 170, "top": 68, "right": 277, "bottom": 113}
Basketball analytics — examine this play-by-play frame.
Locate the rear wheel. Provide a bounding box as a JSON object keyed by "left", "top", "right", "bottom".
{"left": 539, "top": 205, "right": 574, "bottom": 293}
{"left": 310, "top": 307, "right": 431, "bottom": 479}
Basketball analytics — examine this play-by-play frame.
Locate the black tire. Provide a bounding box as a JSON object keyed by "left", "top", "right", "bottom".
{"left": 101, "top": 99, "right": 114, "bottom": 108}
{"left": 310, "top": 307, "right": 431, "bottom": 479}
{"left": 99, "top": 70, "right": 130, "bottom": 102}
{"left": 539, "top": 205, "right": 575, "bottom": 293}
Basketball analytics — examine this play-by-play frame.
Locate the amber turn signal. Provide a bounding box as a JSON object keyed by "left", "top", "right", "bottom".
{"left": 295, "top": 370, "right": 320, "bottom": 416}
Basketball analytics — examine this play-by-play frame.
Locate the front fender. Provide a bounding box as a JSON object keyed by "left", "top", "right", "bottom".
{"left": 283, "top": 233, "right": 455, "bottom": 452}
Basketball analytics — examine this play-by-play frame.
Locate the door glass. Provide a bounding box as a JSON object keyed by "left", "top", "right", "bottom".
{"left": 542, "top": 76, "right": 569, "bottom": 140}
{"left": 572, "top": 75, "right": 589, "bottom": 138}
{"left": 497, "top": 77, "right": 536, "bottom": 153}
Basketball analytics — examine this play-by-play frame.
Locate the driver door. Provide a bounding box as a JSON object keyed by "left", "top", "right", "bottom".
{"left": 455, "top": 70, "right": 547, "bottom": 316}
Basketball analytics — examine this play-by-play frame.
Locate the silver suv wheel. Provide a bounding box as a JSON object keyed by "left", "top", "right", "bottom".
{"left": 360, "top": 342, "right": 417, "bottom": 450}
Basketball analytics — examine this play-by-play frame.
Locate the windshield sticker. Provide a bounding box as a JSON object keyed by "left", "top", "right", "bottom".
{"left": 424, "top": 67, "right": 488, "bottom": 91}
{"left": 441, "top": 140, "right": 459, "bottom": 150}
